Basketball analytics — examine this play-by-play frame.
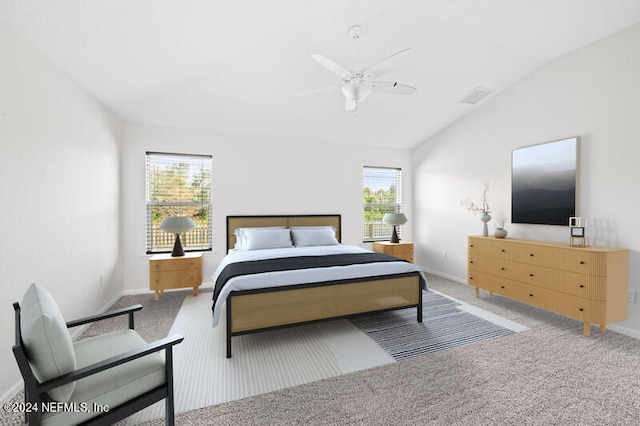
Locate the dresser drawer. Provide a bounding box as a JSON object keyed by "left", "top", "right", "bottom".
{"left": 557, "top": 272, "right": 607, "bottom": 300}
{"left": 554, "top": 294, "right": 606, "bottom": 323}
{"left": 468, "top": 270, "right": 520, "bottom": 299}
{"left": 511, "top": 267, "right": 606, "bottom": 300}
{"left": 512, "top": 283, "right": 556, "bottom": 312}
{"left": 468, "top": 237, "right": 518, "bottom": 260}
{"left": 515, "top": 244, "right": 605, "bottom": 275}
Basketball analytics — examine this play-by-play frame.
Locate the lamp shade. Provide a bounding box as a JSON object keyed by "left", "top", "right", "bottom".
{"left": 382, "top": 213, "right": 407, "bottom": 226}
{"left": 160, "top": 217, "right": 196, "bottom": 234}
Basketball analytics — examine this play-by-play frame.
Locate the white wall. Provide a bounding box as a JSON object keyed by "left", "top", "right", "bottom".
{"left": 0, "top": 23, "right": 123, "bottom": 399}
{"left": 413, "top": 23, "right": 640, "bottom": 336}
{"left": 121, "top": 123, "right": 413, "bottom": 292}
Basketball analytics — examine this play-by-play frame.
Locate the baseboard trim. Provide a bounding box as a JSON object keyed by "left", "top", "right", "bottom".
{"left": 608, "top": 323, "right": 640, "bottom": 340}
{"left": 421, "top": 267, "right": 467, "bottom": 285}
{"left": 121, "top": 282, "right": 214, "bottom": 296}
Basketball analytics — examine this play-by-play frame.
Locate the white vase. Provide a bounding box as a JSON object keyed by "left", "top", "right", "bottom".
{"left": 493, "top": 228, "right": 508, "bottom": 238}
{"left": 479, "top": 212, "right": 491, "bottom": 236}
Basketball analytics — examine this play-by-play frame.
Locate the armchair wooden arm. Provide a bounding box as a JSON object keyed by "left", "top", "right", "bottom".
{"left": 66, "top": 304, "right": 144, "bottom": 330}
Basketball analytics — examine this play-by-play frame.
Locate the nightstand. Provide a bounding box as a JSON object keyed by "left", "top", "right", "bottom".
{"left": 149, "top": 252, "right": 203, "bottom": 300}
{"left": 373, "top": 241, "right": 414, "bottom": 263}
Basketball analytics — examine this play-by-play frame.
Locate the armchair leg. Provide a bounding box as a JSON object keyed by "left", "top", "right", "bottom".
{"left": 165, "top": 346, "right": 175, "bottom": 426}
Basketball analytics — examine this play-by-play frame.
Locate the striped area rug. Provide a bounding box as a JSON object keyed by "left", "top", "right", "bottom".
{"left": 351, "top": 290, "right": 517, "bottom": 360}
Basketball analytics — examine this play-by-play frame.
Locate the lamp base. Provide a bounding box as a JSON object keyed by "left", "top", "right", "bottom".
{"left": 390, "top": 226, "right": 400, "bottom": 244}
{"left": 171, "top": 234, "right": 185, "bottom": 257}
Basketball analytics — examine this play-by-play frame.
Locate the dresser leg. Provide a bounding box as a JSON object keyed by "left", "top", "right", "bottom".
{"left": 600, "top": 324, "right": 606, "bottom": 332}
{"left": 155, "top": 290, "right": 159, "bottom": 301}
{"left": 193, "top": 286, "right": 198, "bottom": 296}
{"left": 475, "top": 287, "right": 479, "bottom": 298}
{"left": 583, "top": 322, "right": 591, "bottom": 336}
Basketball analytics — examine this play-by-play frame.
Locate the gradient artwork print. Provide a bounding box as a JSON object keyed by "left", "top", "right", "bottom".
{"left": 511, "top": 137, "right": 577, "bottom": 226}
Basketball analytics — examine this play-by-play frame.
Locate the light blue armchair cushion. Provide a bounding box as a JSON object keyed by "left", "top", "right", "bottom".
{"left": 41, "top": 329, "right": 166, "bottom": 426}
{"left": 20, "top": 284, "right": 76, "bottom": 402}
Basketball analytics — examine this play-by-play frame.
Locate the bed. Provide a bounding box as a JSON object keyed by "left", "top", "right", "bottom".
{"left": 212, "top": 214, "right": 427, "bottom": 358}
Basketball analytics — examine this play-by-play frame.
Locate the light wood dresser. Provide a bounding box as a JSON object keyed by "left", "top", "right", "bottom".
{"left": 373, "top": 241, "right": 414, "bottom": 263}
{"left": 149, "top": 252, "right": 203, "bottom": 300}
{"left": 467, "top": 236, "right": 628, "bottom": 336}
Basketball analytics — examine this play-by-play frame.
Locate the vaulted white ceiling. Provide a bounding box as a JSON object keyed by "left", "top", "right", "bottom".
{"left": 2, "top": 1, "right": 640, "bottom": 148}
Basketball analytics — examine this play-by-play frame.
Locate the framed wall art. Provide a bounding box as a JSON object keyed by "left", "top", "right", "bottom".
{"left": 511, "top": 137, "right": 578, "bottom": 226}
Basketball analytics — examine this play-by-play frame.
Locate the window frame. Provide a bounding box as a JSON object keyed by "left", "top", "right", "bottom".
{"left": 362, "top": 166, "right": 403, "bottom": 243}
{"left": 145, "top": 151, "right": 213, "bottom": 254}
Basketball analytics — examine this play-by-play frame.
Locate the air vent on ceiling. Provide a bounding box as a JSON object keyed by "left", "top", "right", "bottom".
{"left": 460, "top": 87, "right": 494, "bottom": 105}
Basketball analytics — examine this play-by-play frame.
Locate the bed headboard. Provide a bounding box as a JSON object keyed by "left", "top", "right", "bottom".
{"left": 226, "top": 214, "right": 342, "bottom": 252}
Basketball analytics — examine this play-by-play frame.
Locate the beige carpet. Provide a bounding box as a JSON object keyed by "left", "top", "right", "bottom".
{"left": 133, "top": 275, "right": 640, "bottom": 426}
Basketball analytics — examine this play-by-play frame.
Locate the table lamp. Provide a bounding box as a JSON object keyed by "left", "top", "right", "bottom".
{"left": 383, "top": 213, "right": 407, "bottom": 244}
{"left": 160, "top": 216, "right": 196, "bottom": 256}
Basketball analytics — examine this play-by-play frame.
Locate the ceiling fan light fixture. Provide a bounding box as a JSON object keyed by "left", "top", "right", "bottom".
{"left": 341, "top": 83, "right": 370, "bottom": 102}
{"left": 348, "top": 25, "right": 362, "bottom": 40}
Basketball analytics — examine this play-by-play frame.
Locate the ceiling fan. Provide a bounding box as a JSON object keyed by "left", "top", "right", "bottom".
{"left": 298, "top": 25, "right": 417, "bottom": 112}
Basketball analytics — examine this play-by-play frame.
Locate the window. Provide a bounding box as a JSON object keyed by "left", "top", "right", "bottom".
{"left": 146, "top": 152, "right": 212, "bottom": 254}
{"left": 363, "top": 166, "right": 402, "bottom": 242}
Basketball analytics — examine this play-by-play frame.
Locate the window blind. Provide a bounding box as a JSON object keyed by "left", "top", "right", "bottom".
{"left": 145, "top": 152, "right": 212, "bottom": 254}
{"left": 363, "top": 166, "right": 402, "bottom": 242}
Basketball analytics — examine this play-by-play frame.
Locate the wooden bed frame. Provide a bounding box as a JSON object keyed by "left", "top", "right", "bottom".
{"left": 223, "top": 214, "right": 423, "bottom": 358}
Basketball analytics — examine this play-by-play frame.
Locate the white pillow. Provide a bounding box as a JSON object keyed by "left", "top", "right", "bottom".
{"left": 240, "top": 228, "right": 293, "bottom": 251}
{"left": 234, "top": 226, "right": 285, "bottom": 250}
{"left": 291, "top": 227, "right": 339, "bottom": 247}
{"left": 21, "top": 284, "right": 76, "bottom": 402}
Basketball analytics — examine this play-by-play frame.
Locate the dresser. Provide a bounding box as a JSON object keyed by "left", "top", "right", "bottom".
{"left": 467, "top": 236, "right": 628, "bottom": 336}
{"left": 373, "top": 241, "right": 414, "bottom": 263}
{"left": 149, "top": 252, "right": 203, "bottom": 300}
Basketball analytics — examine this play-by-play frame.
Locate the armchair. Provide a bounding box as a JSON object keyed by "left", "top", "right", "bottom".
{"left": 12, "top": 284, "right": 183, "bottom": 425}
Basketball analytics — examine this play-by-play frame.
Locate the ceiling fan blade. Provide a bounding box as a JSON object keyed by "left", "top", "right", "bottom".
{"left": 370, "top": 81, "right": 417, "bottom": 95}
{"left": 363, "top": 47, "right": 412, "bottom": 74}
{"left": 295, "top": 86, "right": 337, "bottom": 96}
{"left": 311, "top": 54, "right": 352, "bottom": 79}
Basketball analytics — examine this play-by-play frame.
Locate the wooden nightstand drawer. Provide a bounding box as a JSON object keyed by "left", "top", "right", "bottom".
{"left": 150, "top": 256, "right": 202, "bottom": 272}
{"left": 373, "top": 241, "right": 414, "bottom": 263}
{"left": 150, "top": 270, "right": 201, "bottom": 287}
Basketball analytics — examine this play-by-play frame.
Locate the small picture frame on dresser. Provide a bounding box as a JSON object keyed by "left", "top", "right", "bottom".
{"left": 571, "top": 227, "right": 585, "bottom": 237}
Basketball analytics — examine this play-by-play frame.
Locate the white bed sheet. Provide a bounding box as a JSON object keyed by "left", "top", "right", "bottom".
{"left": 211, "top": 244, "right": 427, "bottom": 326}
